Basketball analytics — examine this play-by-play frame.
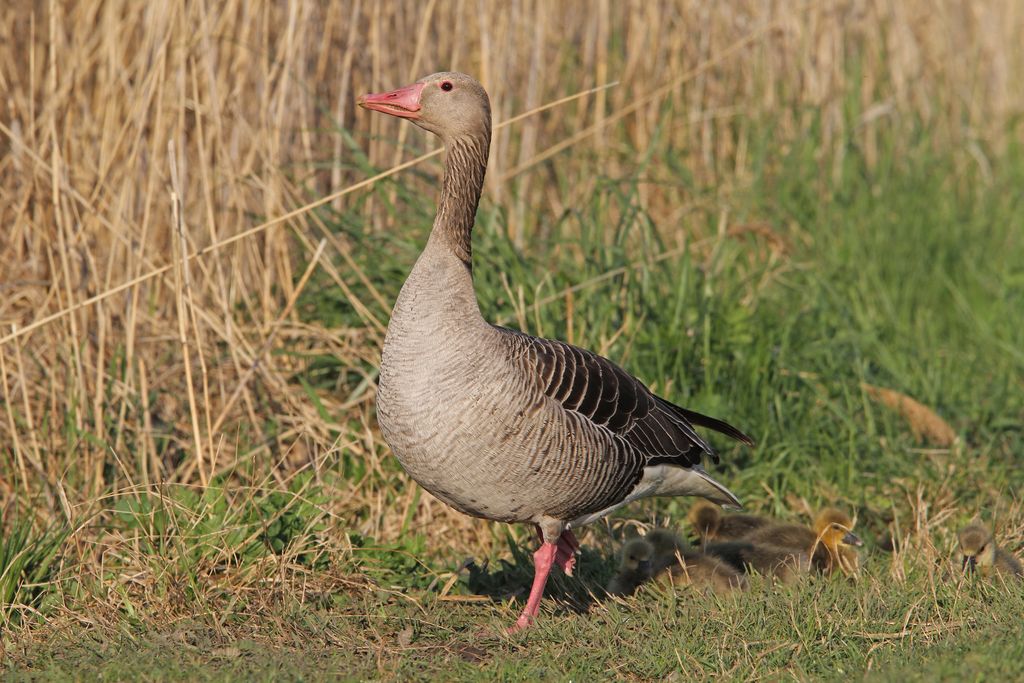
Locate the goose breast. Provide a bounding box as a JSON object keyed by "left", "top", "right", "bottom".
{"left": 378, "top": 318, "right": 642, "bottom": 523}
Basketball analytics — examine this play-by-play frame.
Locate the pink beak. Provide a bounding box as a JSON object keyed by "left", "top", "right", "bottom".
{"left": 356, "top": 82, "right": 425, "bottom": 120}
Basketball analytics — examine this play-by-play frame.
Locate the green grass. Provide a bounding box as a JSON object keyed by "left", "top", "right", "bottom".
{"left": 8, "top": 568, "right": 1023, "bottom": 681}
{"left": 4, "top": 113, "right": 1024, "bottom": 679}
{"left": 0, "top": 522, "right": 68, "bottom": 628}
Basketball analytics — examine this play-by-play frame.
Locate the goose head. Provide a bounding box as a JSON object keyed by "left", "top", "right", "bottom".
{"left": 958, "top": 522, "right": 997, "bottom": 574}
{"left": 813, "top": 508, "right": 863, "bottom": 554}
{"left": 687, "top": 500, "right": 722, "bottom": 541}
{"left": 357, "top": 72, "right": 491, "bottom": 142}
{"left": 618, "top": 538, "right": 655, "bottom": 576}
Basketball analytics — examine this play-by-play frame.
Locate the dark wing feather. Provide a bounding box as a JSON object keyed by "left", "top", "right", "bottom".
{"left": 502, "top": 327, "right": 751, "bottom": 468}
{"left": 673, "top": 406, "right": 756, "bottom": 447}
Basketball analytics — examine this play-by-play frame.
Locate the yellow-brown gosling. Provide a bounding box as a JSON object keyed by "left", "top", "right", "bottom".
{"left": 644, "top": 528, "right": 748, "bottom": 591}
{"left": 958, "top": 522, "right": 1023, "bottom": 580}
{"left": 741, "top": 508, "right": 863, "bottom": 576}
{"left": 687, "top": 500, "right": 772, "bottom": 544}
{"left": 702, "top": 540, "right": 810, "bottom": 585}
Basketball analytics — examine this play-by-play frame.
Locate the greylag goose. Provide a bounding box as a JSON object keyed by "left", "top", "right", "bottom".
{"left": 605, "top": 527, "right": 685, "bottom": 596}
{"left": 647, "top": 536, "right": 753, "bottom": 593}
{"left": 687, "top": 499, "right": 772, "bottom": 544}
{"left": 607, "top": 537, "right": 656, "bottom": 597}
{"left": 741, "top": 508, "right": 862, "bottom": 576}
{"left": 958, "top": 522, "right": 1023, "bottom": 579}
{"left": 702, "top": 539, "right": 810, "bottom": 585}
{"left": 647, "top": 532, "right": 753, "bottom": 589}
{"left": 608, "top": 536, "right": 746, "bottom": 597}
{"left": 645, "top": 527, "right": 690, "bottom": 559}
{"left": 357, "top": 72, "right": 753, "bottom": 632}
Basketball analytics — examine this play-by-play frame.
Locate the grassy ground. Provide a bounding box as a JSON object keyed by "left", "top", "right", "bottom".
{"left": 4, "top": 111, "right": 1024, "bottom": 679}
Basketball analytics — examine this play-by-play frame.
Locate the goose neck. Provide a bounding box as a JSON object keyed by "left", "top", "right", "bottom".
{"left": 433, "top": 131, "right": 489, "bottom": 268}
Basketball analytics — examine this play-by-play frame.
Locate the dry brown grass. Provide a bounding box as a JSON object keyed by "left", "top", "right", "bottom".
{"left": 861, "top": 382, "right": 959, "bottom": 447}
{"left": 1, "top": 1, "right": 1022, "bottom": 614}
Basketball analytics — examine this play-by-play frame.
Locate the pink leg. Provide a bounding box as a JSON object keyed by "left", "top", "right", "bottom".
{"left": 534, "top": 525, "right": 578, "bottom": 575}
{"left": 508, "top": 541, "right": 558, "bottom": 633}
{"left": 554, "top": 530, "right": 579, "bottom": 575}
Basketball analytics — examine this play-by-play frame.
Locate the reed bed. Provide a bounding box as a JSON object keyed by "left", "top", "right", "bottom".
{"left": 1, "top": 0, "right": 1019, "bottom": 513}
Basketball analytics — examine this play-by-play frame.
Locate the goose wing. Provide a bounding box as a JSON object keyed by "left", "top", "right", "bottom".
{"left": 501, "top": 328, "right": 753, "bottom": 468}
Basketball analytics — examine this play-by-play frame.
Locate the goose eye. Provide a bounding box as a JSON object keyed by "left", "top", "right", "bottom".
{"left": 441, "top": 81, "right": 453, "bottom": 92}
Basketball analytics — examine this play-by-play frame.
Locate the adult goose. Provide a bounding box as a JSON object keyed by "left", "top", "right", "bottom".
{"left": 357, "top": 72, "right": 754, "bottom": 632}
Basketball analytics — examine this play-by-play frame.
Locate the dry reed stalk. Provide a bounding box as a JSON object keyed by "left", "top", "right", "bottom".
{"left": 169, "top": 141, "right": 208, "bottom": 487}
{"left": 0, "top": 344, "right": 30, "bottom": 494}
{"left": 0, "top": 81, "right": 621, "bottom": 350}
{"left": 498, "top": 20, "right": 779, "bottom": 183}
{"left": 210, "top": 240, "right": 327, "bottom": 437}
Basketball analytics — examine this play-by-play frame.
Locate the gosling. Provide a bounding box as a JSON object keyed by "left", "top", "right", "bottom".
{"left": 607, "top": 536, "right": 655, "bottom": 597}
{"left": 655, "top": 548, "right": 753, "bottom": 593}
{"left": 958, "top": 522, "right": 1023, "bottom": 580}
{"left": 606, "top": 527, "right": 688, "bottom": 596}
{"left": 687, "top": 500, "right": 772, "bottom": 545}
{"left": 607, "top": 536, "right": 746, "bottom": 596}
{"left": 645, "top": 527, "right": 689, "bottom": 558}
{"left": 703, "top": 540, "right": 810, "bottom": 585}
{"left": 741, "top": 508, "right": 863, "bottom": 576}
{"left": 646, "top": 528, "right": 748, "bottom": 592}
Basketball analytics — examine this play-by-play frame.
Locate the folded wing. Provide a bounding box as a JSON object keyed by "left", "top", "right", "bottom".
{"left": 503, "top": 328, "right": 752, "bottom": 468}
